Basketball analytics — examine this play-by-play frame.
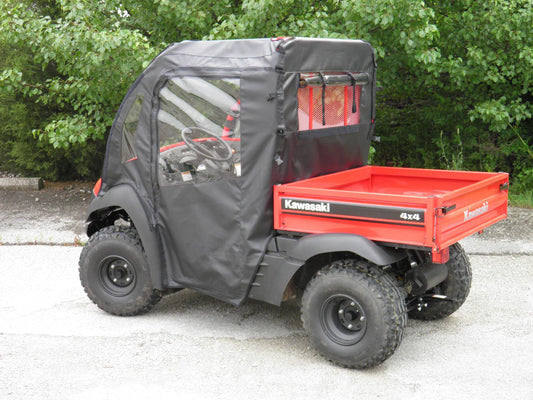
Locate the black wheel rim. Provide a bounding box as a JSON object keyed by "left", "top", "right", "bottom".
{"left": 320, "top": 294, "right": 367, "bottom": 346}
{"left": 98, "top": 255, "right": 136, "bottom": 297}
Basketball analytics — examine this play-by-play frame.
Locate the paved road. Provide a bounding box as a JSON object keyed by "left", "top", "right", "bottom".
{"left": 1, "top": 243, "right": 532, "bottom": 399}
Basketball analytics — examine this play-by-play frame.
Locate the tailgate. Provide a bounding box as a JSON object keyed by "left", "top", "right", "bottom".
{"left": 432, "top": 171, "right": 509, "bottom": 250}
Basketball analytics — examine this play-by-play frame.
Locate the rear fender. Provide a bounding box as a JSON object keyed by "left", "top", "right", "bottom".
{"left": 285, "top": 233, "right": 405, "bottom": 266}
{"left": 86, "top": 185, "right": 163, "bottom": 289}
{"left": 248, "top": 233, "right": 406, "bottom": 306}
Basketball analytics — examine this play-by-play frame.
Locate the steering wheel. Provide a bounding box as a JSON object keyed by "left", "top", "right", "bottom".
{"left": 181, "top": 127, "right": 233, "bottom": 161}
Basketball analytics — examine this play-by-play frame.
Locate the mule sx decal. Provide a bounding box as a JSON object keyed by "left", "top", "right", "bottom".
{"left": 281, "top": 197, "right": 425, "bottom": 223}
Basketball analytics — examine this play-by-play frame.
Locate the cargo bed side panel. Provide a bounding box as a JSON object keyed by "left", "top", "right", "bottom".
{"left": 274, "top": 185, "right": 435, "bottom": 248}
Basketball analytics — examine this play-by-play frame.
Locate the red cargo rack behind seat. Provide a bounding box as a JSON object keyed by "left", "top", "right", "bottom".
{"left": 274, "top": 166, "right": 509, "bottom": 263}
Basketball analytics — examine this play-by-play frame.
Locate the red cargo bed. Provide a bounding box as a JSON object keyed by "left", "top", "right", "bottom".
{"left": 274, "top": 166, "right": 508, "bottom": 262}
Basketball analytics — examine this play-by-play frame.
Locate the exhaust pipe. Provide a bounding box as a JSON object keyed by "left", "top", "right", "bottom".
{"left": 405, "top": 262, "right": 448, "bottom": 296}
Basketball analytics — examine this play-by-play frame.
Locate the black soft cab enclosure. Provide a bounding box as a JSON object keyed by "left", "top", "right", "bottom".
{"left": 82, "top": 37, "right": 463, "bottom": 369}
{"left": 87, "top": 37, "right": 377, "bottom": 304}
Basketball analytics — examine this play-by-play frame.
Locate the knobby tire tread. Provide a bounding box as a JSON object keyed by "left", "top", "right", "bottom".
{"left": 79, "top": 226, "right": 161, "bottom": 316}
{"left": 302, "top": 259, "right": 407, "bottom": 369}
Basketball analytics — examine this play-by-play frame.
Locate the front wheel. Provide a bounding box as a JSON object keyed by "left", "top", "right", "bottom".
{"left": 79, "top": 226, "right": 161, "bottom": 316}
{"left": 301, "top": 259, "right": 407, "bottom": 369}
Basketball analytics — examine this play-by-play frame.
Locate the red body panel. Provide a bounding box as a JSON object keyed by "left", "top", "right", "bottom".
{"left": 274, "top": 166, "right": 508, "bottom": 261}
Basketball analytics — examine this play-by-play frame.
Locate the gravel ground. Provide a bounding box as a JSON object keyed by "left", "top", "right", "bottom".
{"left": 0, "top": 181, "right": 92, "bottom": 244}
{"left": 0, "top": 184, "right": 532, "bottom": 399}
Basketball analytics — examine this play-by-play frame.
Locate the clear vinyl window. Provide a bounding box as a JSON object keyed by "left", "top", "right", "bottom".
{"left": 297, "top": 72, "right": 367, "bottom": 131}
{"left": 157, "top": 77, "right": 241, "bottom": 185}
{"left": 121, "top": 94, "right": 144, "bottom": 163}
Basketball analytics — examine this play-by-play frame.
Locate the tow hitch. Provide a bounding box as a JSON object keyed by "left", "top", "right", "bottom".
{"left": 407, "top": 294, "right": 453, "bottom": 312}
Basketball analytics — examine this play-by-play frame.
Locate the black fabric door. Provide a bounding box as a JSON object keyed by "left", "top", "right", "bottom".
{"left": 154, "top": 75, "right": 249, "bottom": 304}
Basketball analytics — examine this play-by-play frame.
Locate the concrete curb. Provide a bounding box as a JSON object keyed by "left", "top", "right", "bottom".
{"left": 0, "top": 177, "right": 44, "bottom": 190}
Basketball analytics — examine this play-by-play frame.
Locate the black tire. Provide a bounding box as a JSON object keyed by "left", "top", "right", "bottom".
{"left": 301, "top": 259, "right": 407, "bottom": 369}
{"left": 79, "top": 226, "right": 161, "bottom": 316}
{"left": 409, "top": 243, "right": 472, "bottom": 320}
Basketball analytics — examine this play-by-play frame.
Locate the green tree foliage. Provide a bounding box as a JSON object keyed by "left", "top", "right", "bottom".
{"left": 0, "top": 0, "right": 531, "bottom": 192}
{"left": 0, "top": 37, "right": 107, "bottom": 179}
{"left": 121, "top": 0, "right": 241, "bottom": 44}
{"left": 0, "top": 0, "right": 158, "bottom": 150}
{"left": 427, "top": 0, "right": 532, "bottom": 180}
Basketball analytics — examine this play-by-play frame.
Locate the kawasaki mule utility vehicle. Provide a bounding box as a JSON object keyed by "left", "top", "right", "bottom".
{"left": 79, "top": 38, "right": 509, "bottom": 369}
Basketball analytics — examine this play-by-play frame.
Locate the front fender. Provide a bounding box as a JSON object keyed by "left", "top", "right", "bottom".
{"left": 86, "top": 184, "right": 163, "bottom": 289}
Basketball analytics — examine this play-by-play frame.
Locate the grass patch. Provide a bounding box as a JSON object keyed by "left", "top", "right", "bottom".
{"left": 509, "top": 190, "right": 533, "bottom": 208}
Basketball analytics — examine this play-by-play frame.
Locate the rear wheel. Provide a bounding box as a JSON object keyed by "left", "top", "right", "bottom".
{"left": 301, "top": 259, "right": 407, "bottom": 369}
{"left": 408, "top": 243, "right": 472, "bottom": 320}
{"left": 79, "top": 226, "right": 161, "bottom": 316}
